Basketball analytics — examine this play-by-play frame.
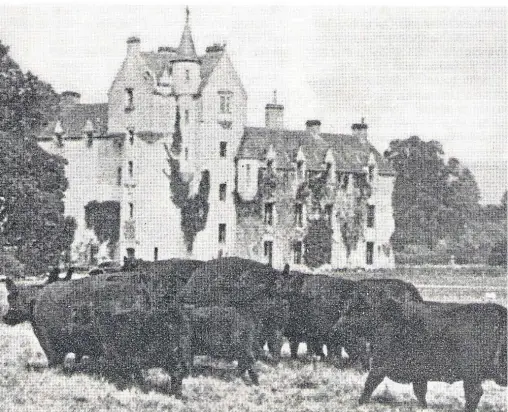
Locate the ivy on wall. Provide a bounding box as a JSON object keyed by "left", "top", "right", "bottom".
{"left": 84, "top": 200, "right": 120, "bottom": 257}
{"left": 303, "top": 217, "right": 333, "bottom": 268}
{"left": 164, "top": 105, "right": 210, "bottom": 252}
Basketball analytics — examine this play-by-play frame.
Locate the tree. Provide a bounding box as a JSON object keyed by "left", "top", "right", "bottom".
{"left": 0, "top": 40, "right": 75, "bottom": 275}
{"left": 386, "top": 136, "right": 483, "bottom": 254}
{"left": 385, "top": 136, "right": 449, "bottom": 250}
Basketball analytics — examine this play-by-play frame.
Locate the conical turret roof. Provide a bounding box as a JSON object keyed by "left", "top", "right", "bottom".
{"left": 176, "top": 7, "right": 200, "bottom": 62}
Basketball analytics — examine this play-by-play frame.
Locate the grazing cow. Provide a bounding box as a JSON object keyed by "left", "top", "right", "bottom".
{"left": 25, "top": 260, "right": 204, "bottom": 368}
{"left": 178, "top": 257, "right": 291, "bottom": 364}
{"left": 184, "top": 305, "right": 259, "bottom": 384}
{"left": 94, "top": 305, "right": 191, "bottom": 397}
{"left": 284, "top": 274, "right": 423, "bottom": 363}
{"left": 335, "top": 295, "right": 507, "bottom": 412}
{"left": 3, "top": 268, "right": 75, "bottom": 326}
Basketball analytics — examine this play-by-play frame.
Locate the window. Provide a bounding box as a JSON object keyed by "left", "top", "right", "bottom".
{"left": 154, "top": 247, "right": 158, "bottom": 261}
{"left": 218, "top": 224, "right": 226, "bottom": 243}
{"left": 128, "top": 161, "right": 133, "bottom": 177}
{"left": 184, "top": 147, "right": 188, "bottom": 161}
{"left": 295, "top": 203, "right": 303, "bottom": 227}
{"left": 126, "top": 248, "right": 135, "bottom": 259}
{"left": 219, "top": 94, "right": 232, "bottom": 114}
{"left": 264, "top": 241, "right": 273, "bottom": 267}
{"left": 297, "top": 161, "right": 304, "bottom": 179}
{"left": 366, "top": 242, "right": 374, "bottom": 265}
{"left": 325, "top": 204, "right": 333, "bottom": 226}
{"left": 368, "top": 165, "right": 375, "bottom": 182}
{"left": 117, "top": 167, "right": 122, "bottom": 186}
{"left": 293, "top": 241, "right": 303, "bottom": 264}
{"left": 264, "top": 203, "right": 274, "bottom": 226}
{"left": 246, "top": 164, "right": 251, "bottom": 182}
{"left": 125, "top": 88, "right": 134, "bottom": 110}
{"left": 220, "top": 141, "right": 227, "bottom": 157}
{"left": 184, "top": 109, "right": 189, "bottom": 125}
{"left": 219, "top": 183, "right": 227, "bottom": 201}
{"left": 185, "top": 69, "right": 190, "bottom": 81}
{"left": 367, "top": 205, "right": 375, "bottom": 228}
{"left": 129, "top": 203, "right": 134, "bottom": 219}
{"left": 128, "top": 130, "right": 134, "bottom": 145}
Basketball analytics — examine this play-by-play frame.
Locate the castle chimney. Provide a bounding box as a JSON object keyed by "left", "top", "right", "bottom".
{"left": 126, "top": 36, "right": 141, "bottom": 56}
{"left": 305, "top": 120, "right": 321, "bottom": 136}
{"left": 60, "top": 91, "right": 80, "bottom": 109}
{"left": 351, "top": 117, "right": 368, "bottom": 143}
{"left": 265, "top": 90, "right": 284, "bottom": 130}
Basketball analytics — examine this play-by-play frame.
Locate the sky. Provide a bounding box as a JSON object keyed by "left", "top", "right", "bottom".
{"left": 0, "top": 5, "right": 506, "bottom": 204}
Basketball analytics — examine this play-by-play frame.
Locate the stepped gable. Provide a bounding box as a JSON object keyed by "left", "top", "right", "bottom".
{"left": 237, "top": 126, "right": 395, "bottom": 175}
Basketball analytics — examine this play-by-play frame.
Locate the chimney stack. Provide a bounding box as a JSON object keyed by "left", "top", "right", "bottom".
{"left": 265, "top": 90, "right": 284, "bottom": 130}
{"left": 126, "top": 36, "right": 141, "bottom": 56}
{"left": 351, "top": 117, "right": 368, "bottom": 143}
{"left": 60, "top": 91, "right": 80, "bottom": 109}
{"left": 306, "top": 120, "right": 321, "bottom": 136}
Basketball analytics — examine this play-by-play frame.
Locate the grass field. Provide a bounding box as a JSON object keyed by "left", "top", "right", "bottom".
{"left": 0, "top": 267, "right": 506, "bottom": 412}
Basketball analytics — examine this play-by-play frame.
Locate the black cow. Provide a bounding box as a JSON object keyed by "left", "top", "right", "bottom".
{"left": 178, "top": 257, "right": 291, "bottom": 364}
{"left": 184, "top": 305, "right": 259, "bottom": 384}
{"left": 335, "top": 295, "right": 507, "bottom": 411}
{"left": 283, "top": 273, "right": 423, "bottom": 363}
{"left": 95, "top": 305, "right": 191, "bottom": 397}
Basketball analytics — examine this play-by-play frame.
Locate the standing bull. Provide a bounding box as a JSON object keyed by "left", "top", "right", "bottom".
{"left": 335, "top": 294, "right": 507, "bottom": 411}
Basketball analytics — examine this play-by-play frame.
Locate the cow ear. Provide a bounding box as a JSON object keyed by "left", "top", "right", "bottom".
{"left": 5, "top": 278, "right": 17, "bottom": 294}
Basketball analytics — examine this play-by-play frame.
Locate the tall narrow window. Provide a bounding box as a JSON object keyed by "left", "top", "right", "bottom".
{"left": 184, "top": 109, "right": 189, "bottom": 125}
{"left": 264, "top": 203, "right": 274, "bottom": 226}
{"left": 129, "top": 129, "right": 134, "bottom": 145}
{"left": 185, "top": 69, "right": 190, "bottom": 81}
{"left": 264, "top": 241, "right": 273, "bottom": 267}
{"left": 297, "top": 161, "right": 304, "bottom": 180}
{"left": 246, "top": 164, "right": 251, "bottom": 182}
{"left": 367, "top": 205, "right": 375, "bottom": 228}
{"left": 219, "top": 183, "right": 227, "bottom": 201}
{"left": 325, "top": 204, "right": 333, "bottom": 226}
{"left": 366, "top": 242, "right": 374, "bottom": 265}
{"left": 128, "top": 161, "right": 133, "bottom": 177}
{"left": 154, "top": 247, "right": 158, "bottom": 261}
{"left": 117, "top": 167, "right": 122, "bottom": 186}
{"left": 218, "top": 224, "right": 226, "bottom": 243}
{"left": 220, "top": 141, "right": 227, "bottom": 158}
{"left": 293, "top": 241, "right": 303, "bottom": 264}
{"left": 368, "top": 165, "right": 375, "bottom": 182}
{"left": 295, "top": 203, "right": 303, "bottom": 227}
{"left": 125, "top": 88, "right": 134, "bottom": 110}
{"left": 129, "top": 203, "right": 134, "bottom": 219}
{"left": 184, "top": 147, "right": 189, "bottom": 160}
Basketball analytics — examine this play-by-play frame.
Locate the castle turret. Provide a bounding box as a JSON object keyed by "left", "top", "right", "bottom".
{"left": 173, "top": 7, "right": 201, "bottom": 96}
{"left": 265, "top": 90, "right": 284, "bottom": 129}
{"left": 352, "top": 117, "right": 368, "bottom": 143}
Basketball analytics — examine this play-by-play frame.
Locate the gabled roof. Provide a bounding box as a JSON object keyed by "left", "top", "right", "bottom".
{"left": 140, "top": 49, "right": 224, "bottom": 94}
{"left": 237, "top": 127, "right": 395, "bottom": 175}
{"left": 38, "top": 104, "right": 108, "bottom": 140}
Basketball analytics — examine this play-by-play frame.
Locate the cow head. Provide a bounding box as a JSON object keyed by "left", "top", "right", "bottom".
{"left": 3, "top": 278, "right": 44, "bottom": 325}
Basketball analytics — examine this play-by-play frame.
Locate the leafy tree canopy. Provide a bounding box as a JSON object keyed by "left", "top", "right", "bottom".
{"left": 0, "top": 40, "right": 75, "bottom": 275}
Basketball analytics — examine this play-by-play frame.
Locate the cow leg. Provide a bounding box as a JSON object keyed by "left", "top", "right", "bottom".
{"left": 289, "top": 339, "right": 299, "bottom": 360}
{"left": 170, "top": 375, "right": 183, "bottom": 399}
{"left": 359, "top": 369, "right": 385, "bottom": 405}
{"left": 463, "top": 380, "right": 483, "bottom": 412}
{"left": 267, "top": 329, "right": 283, "bottom": 365}
{"left": 413, "top": 381, "right": 428, "bottom": 408}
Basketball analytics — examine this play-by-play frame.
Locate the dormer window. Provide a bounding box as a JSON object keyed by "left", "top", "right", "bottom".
{"left": 297, "top": 161, "right": 304, "bottom": 180}
{"left": 219, "top": 91, "right": 232, "bottom": 114}
{"left": 125, "top": 88, "right": 134, "bottom": 111}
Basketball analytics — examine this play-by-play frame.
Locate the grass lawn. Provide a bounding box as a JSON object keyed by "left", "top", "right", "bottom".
{"left": 0, "top": 266, "right": 506, "bottom": 411}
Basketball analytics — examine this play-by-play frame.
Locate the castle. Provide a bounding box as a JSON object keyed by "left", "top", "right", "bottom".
{"left": 38, "top": 10, "right": 396, "bottom": 270}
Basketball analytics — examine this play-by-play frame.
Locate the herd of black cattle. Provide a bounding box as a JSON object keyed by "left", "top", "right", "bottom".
{"left": 2, "top": 257, "right": 506, "bottom": 411}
